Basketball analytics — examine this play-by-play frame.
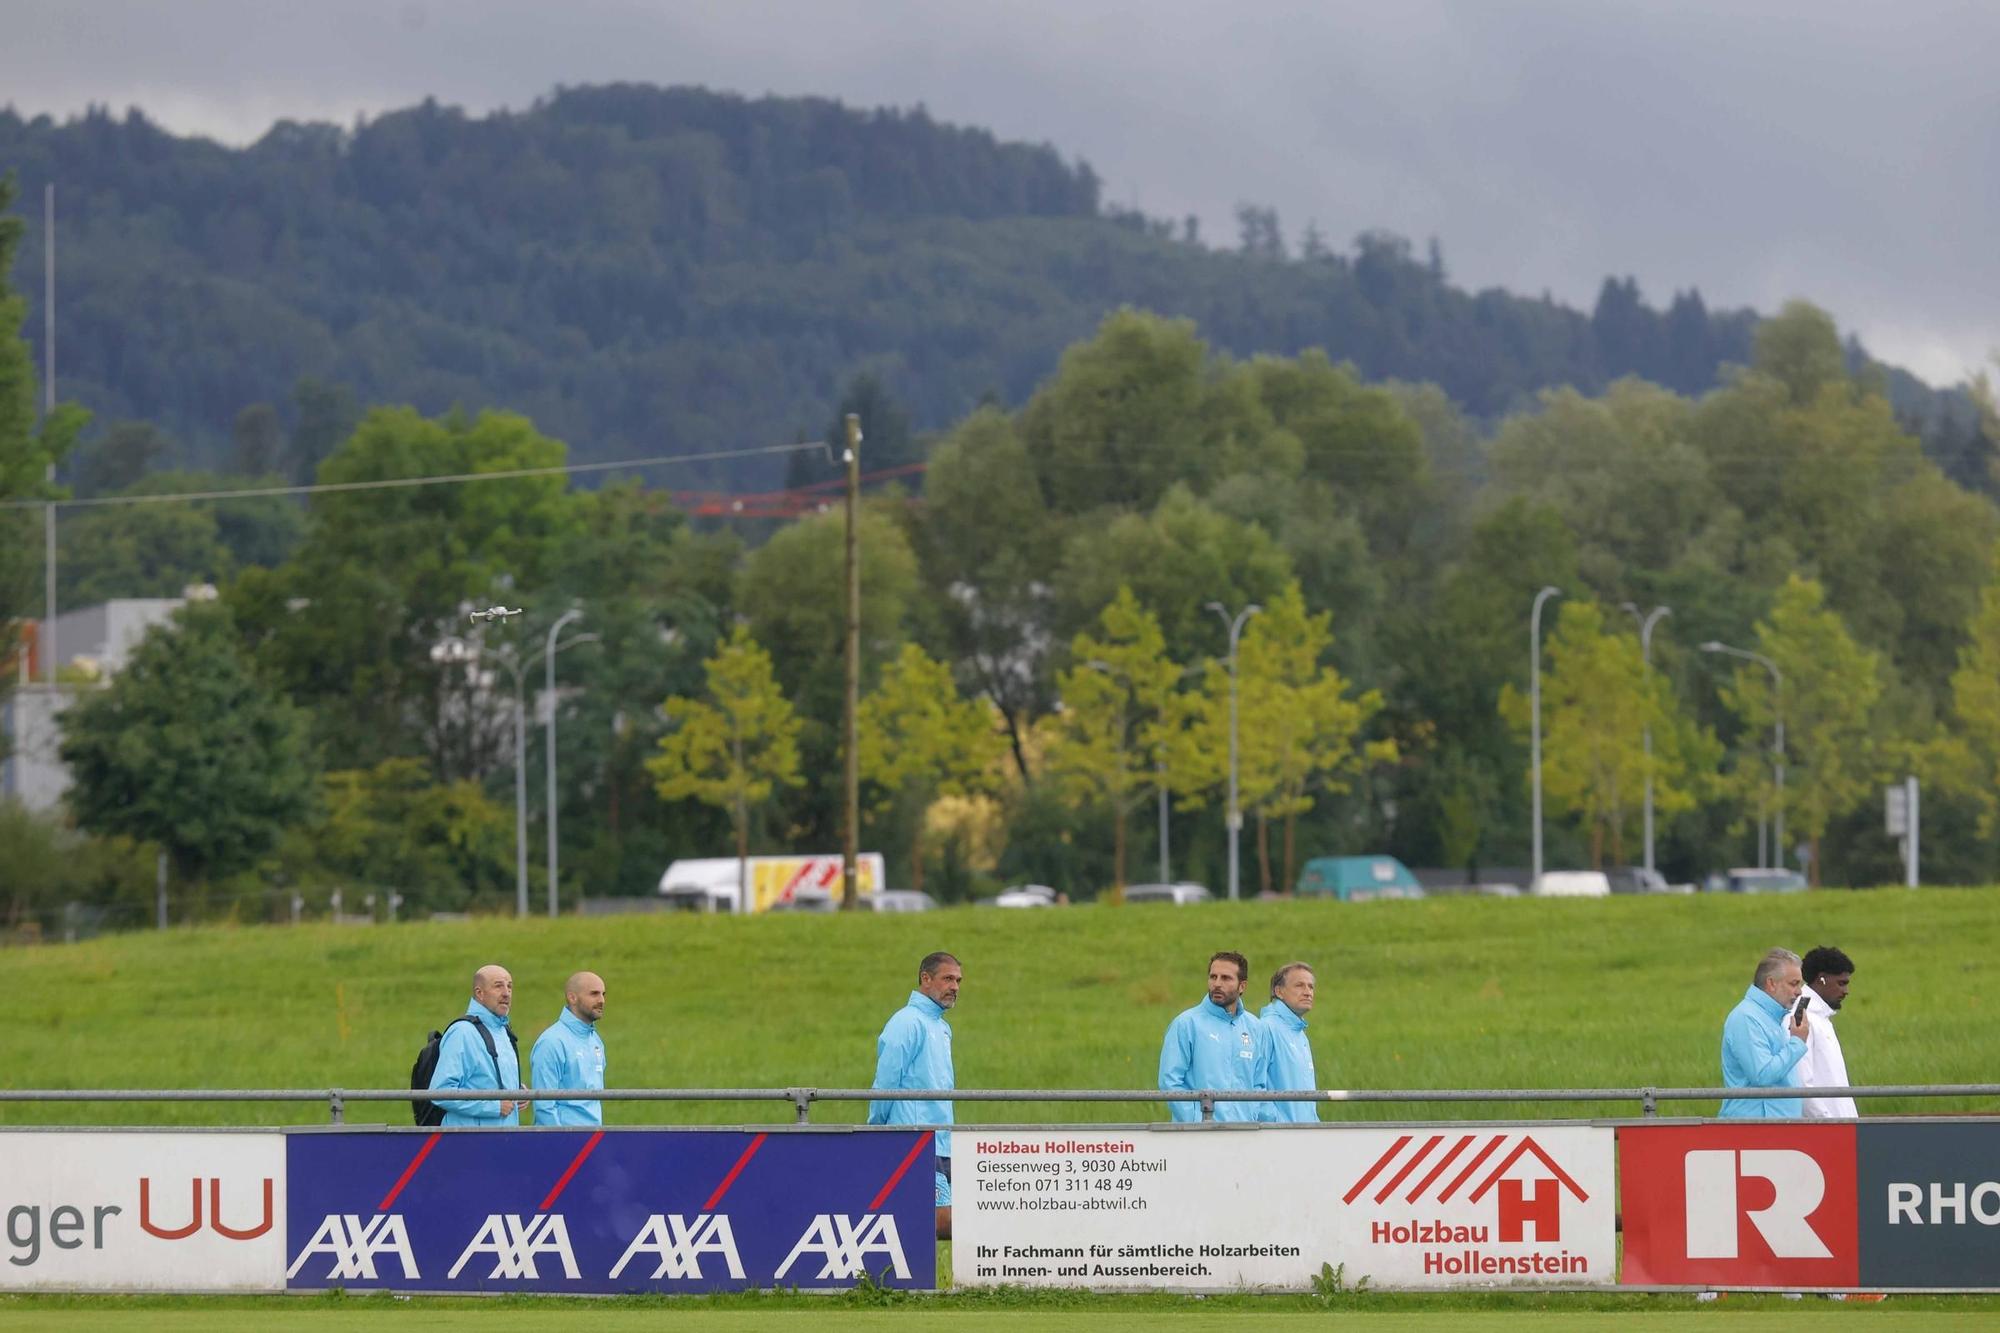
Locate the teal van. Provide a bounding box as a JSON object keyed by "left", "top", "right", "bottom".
{"left": 1295, "top": 855, "right": 1424, "bottom": 902}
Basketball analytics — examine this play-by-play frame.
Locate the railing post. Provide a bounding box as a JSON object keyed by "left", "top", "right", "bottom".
{"left": 329, "top": 1089, "right": 345, "bottom": 1125}
{"left": 1641, "top": 1087, "right": 1658, "bottom": 1117}
{"left": 1199, "top": 1093, "right": 1215, "bottom": 1122}
{"left": 789, "top": 1087, "right": 814, "bottom": 1124}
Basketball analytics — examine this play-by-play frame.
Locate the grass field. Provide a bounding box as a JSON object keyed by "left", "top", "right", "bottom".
{"left": 4, "top": 892, "right": 1997, "bottom": 1319}
{"left": 1, "top": 888, "right": 1996, "bottom": 1127}
{"left": 5, "top": 1290, "right": 2000, "bottom": 1329}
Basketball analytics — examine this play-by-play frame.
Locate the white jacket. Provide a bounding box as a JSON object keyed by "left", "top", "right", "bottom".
{"left": 1798, "top": 987, "right": 1857, "bottom": 1118}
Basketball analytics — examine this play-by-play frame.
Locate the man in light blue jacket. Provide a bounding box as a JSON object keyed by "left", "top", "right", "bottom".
{"left": 869, "top": 951, "right": 960, "bottom": 1237}
{"left": 1720, "top": 946, "right": 1811, "bottom": 1118}
{"left": 1259, "top": 961, "right": 1320, "bottom": 1123}
{"left": 530, "top": 971, "right": 607, "bottom": 1126}
{"left": 429, "top": 963, "right": 522, "bottom": 1127}
{"left": 1159, "top": 951, "right": 1266, "bottom": 1123}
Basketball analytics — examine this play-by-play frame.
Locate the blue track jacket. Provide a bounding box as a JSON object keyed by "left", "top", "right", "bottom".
{"left": 429, "top": 999, "right": 521, "bottom": 1127}
{"left": 1159, "top": 996, "right": 1265, "bottom": 1123}
{"left": 868, "top": 990, "right": 955, "bottom": 1158}
{"left": 530, "top": 1008, "right": 606, "bottom": 1127}
{"left": 1720, "top": 985, "right": 1808, "bottom": 1118}
{"left": 1258, "top": 999, "right": 1320, "bottom": 1123}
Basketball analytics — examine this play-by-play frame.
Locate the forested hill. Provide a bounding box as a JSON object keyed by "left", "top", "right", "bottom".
{"left": 0, "top": 84, "right": 1977, "bottom": 488}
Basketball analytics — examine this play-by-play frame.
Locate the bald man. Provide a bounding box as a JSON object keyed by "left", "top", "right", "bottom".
{"left": 530, "top": 971, "right": 608, "bottom": 1126}
{"left": 428, "top": 963, "right": 523, "bottom": 1126}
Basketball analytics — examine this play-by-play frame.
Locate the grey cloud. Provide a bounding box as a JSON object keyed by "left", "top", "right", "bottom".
{"left": 3, "top": 0, "right": 1995, "bottom": 383}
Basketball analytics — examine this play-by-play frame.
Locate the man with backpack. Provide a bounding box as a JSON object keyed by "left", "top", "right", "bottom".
{"left": 426, "top": 963, "right": 522, "bottom": 1126}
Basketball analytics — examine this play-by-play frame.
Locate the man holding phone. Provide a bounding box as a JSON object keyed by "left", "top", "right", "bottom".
{"left": 1718, "top": 946, "right": 1811, "bottom": 1118}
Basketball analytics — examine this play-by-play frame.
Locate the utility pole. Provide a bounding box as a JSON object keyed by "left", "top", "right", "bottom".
{"left": 841, "top": 413, "right": 862, "bottom": 909}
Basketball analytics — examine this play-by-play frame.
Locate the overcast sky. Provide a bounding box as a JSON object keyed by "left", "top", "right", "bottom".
{"left": 6, "top": 0, "right": 1996, "bottom": 386}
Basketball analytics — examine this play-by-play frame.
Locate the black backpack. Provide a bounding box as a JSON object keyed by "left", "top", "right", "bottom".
{"left": 410, "top": 1014, "right": 520, "bottom": 1125}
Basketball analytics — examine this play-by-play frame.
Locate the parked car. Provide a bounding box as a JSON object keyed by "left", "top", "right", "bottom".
{"left": 1704, "top": 868, "right": 1809, "bottom": 894}
{"left": 1530, "top": 870, "right": 1612, "bottom": 898}
{"left": 992, "top": 883, "right": 1061, "bottom": 908}
{"left": 868, "top": 890, "right": 938, "bottom": 913}
{"left": 1123, "top": 882, "right": 1213, "bottom": 905}
{"left": 770, "top": 887, "right": 938, "bottom": 913}
{"left": 1295, "top": 855, "right": 1425, "bottom": 902}
{"left": 1604, "top": 866, "right": 1664, "bottom": 894}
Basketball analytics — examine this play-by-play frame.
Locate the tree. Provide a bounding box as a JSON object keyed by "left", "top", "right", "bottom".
{"left": 1045, "top": 588, "right": 1181, "bottom": 895}
{"left": 238, "top": 406, "right": 580, "bottom": 779}
{"left": 1944, "top": 541, "right": 2000, "bottom": 836}
{"left": 290, "top": 757, "right": 514, "bottom": 912}
{"left": 914, "top": 408, "right": 1058, "bottom": 783}
{"left": 1056, "top": 485, "right": 1293, "bottom": 653}
{"left": 647, "top": 625, "right": 803, "bottom": 910}
{"left": 232, "top": 404, "right": 285, "bottom": 477}
{"left": 1499, "top": 601, "right": 1713, "bottom": 867}
{"left": 1718, "top": 575, "right": 1882, "bottom": 884}
{"left": 856, "top": 643, "right": 1004, "bottom": 893}
{"left": 1019, "top": 310, "right": 1215, "bottom": 514}
{"left": 0, "top": 172, "right": 87, "bottom": 693}
{"left": 59, "top": 600, "right": 318, "bottom": 888}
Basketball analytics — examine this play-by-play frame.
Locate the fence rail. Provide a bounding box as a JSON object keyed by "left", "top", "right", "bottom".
{"left": 2, "top": 1083, "right": 1996, "bottom": 1124}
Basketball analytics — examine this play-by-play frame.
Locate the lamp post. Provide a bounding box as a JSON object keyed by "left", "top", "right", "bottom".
{"left": 1206, "top": 601, "right": 1261, "bottom": 901}
{"left": 1623, "top": 603, "right": 1671, "bottom": 875}
{"left": 1700, "top": 641, "right": 1785, "bottom": 870}
{"left": 1530, "top": 586, "right": 1560, "bottom": 885}
{"left": 543, "top": 609, "right": 596, "bottom": 918}
{"left": 491, "top": 649, "right": 530, "bottom": 919}
{"left": 468, "top": 606, "right": 529, "bottom": 916}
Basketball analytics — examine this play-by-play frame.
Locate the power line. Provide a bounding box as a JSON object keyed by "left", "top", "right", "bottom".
{"left": 0, "top": 440, "right": 826, "bottom": 511}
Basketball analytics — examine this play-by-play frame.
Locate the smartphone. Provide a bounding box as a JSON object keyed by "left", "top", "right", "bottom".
{"left": 1791, "top": 994, "right": 1811, "bottom": 1026}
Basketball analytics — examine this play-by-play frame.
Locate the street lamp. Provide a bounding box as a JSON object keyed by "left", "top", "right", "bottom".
{"left": 1206, "top": 601, "right": 1261, "bottom": 901}
{"left": 485, "top": 647, "right": 532, "bottom": 919}
{"left": 543, "top": 610, "right": 597, "bottom": 919}
{"left": 1530, "top": 586, "right": 1560, "bottom": 885}
{"left": 1623, "top": 603, "right": 1672, "bottom": 875}
{"left": 1700, "top": 641, "right": 1785, "bottom": 870}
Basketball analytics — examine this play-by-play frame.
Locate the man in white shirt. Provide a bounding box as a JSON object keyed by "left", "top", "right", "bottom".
{"left": 1798, "top": 945, "right": 1857, "bottom": 1118}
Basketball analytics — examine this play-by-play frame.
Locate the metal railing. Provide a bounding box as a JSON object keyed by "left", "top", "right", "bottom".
{"left": 1, "top": 1083, "right": 1995, "bottom": 1124}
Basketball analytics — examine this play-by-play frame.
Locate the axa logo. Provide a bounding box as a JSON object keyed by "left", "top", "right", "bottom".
{"left": 286, "top": 1214, "right": 420, "bottom": 1280}
{"left": 610, "top": 1213, "right": 745, "bottom": 1280}
{"left": 448, "top": 1213, "right": 580, "bottom": 1280}
{"left": 1345, "top": 1134, "right": 1589, "bottom": 1242}
{"left": 1684, "top": 1149, "right": 1831, "bottom": 1259}
{"left": 138, "top": 1177, "right": 275, "bottom": 1241}
{"left": 774, "top": 1213, "right": 909, "bottom": 1281}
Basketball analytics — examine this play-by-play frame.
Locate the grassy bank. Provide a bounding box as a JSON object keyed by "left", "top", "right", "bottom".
{"left": 1, "top": 889, "right": 1993, "bottom": 1126}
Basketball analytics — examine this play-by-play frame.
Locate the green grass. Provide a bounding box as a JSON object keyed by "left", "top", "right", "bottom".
{"left": 1, "top": 888, "right": 1994, "bottom": 1127}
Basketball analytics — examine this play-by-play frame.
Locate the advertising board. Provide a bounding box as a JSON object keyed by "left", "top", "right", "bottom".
{"left": 953, "top": 1126, "right": 1615, "bottom": 1290}
{"left": 283, "top": 1127, "right": 934, "bottom": 1293}
{"left": 1619, "top": 1123, "right": 1859, "bottom": 1288}
{"left": 1856, "top": 1122, "right": 2000, "bottom": 1289}
{"left": 0, "top": 1131, "right": 286, "bottom": 1291}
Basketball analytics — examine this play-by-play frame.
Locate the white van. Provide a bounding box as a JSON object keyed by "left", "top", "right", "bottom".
{"left": 1529, "top": 870, "right": 1612, "bottom": 898}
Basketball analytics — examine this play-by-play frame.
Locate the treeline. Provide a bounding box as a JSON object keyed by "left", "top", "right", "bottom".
{"left": 3, "top": 85, "right": 1983, "bottom": 498}
{"left": 10, "top": 269, "right": 2000, "bottom": 927}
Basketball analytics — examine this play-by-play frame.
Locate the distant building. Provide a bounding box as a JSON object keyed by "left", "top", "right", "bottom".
{"left": 3, "top": 597, "right": 188, "bottom": 812}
